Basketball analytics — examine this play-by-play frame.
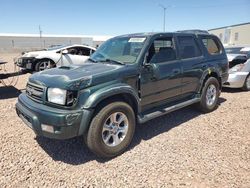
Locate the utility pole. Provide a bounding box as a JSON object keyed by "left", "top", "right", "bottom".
{"left": 159, "top": 4, "right": 167, "bottom": 32}
{"left": 39, "top": 25, "right": 43, "bottom": 48}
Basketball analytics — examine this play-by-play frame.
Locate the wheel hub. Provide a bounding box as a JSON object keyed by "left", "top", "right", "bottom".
{"left": 206, "top": 84, "right": 217, "bottom": 106}
{"left": 102, "top": 112, "right": 129, "bottom": 147}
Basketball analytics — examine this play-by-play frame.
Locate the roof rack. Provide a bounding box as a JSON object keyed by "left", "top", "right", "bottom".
{"left": 176, "top": 30, "right": 209, "bottom": 35}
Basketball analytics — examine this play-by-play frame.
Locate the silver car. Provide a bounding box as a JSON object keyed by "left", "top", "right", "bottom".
{"left": 223, "top": 46, "right": 250, "bottom": 90}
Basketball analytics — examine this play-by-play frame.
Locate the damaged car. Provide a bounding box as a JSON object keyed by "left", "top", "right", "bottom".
{"left": 16, "top": 31, "right": 229, "bottom": 158}
{"left": 223, "top": 46, "right": 250, "bottom": 90}
{"left": 16, "top": 45, "right": 96, "bottom": 72}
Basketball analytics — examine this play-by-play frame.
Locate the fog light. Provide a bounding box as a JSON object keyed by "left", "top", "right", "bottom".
{"left": 41, "top": 124, "right": 54, "bottom": 133}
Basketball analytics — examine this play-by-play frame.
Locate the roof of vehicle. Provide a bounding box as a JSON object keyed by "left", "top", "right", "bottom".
{"left": 115, "top": 30, "right": 211, "bottom": 38}
{"left": 47, "top": 44, "right": 96, "bottom": 51}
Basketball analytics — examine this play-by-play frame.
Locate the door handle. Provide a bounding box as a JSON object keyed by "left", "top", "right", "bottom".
{"left": 202, "top": 64, "right": 208, "bottom": 68}
{"left": 173, "top": 69, "right": 180, "bottom": 74}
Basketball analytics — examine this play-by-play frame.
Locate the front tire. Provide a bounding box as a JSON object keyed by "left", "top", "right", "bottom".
{"left": 243, "top": 74, "right": 250, "bottom": 91}
{"left": 35, "top": 59, "right": 54, "bottom": 72}
{"left": 196, "top": 77, "right": 220, "bottom": 113}
{"left": 86, "top": 102, "right": 135, "bottom": 158}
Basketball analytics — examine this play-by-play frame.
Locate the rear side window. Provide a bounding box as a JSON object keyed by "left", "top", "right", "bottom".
{"left": 201, "top": 37, "right": 221, "bottom": 55}
{"left": 177, "top": 36, "right": 202, "bottom": 59}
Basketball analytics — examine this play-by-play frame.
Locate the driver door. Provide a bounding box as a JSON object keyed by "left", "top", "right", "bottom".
{"left": 140, "top": 35, "right": 182, "bottom": 110}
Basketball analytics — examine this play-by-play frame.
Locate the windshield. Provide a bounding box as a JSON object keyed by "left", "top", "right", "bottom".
{"left": 90, "top": 36, "right": 146, "bottom": 64}
{"left": 47, "top": 45, "right": 67, "bottom": 51}
{"left": 225, "top": 47, "right": 243, "bottom": 54}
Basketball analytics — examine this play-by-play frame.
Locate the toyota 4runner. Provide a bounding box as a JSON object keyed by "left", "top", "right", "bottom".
{"left": 16, "top": 31, "right": 229, "bottom": 158}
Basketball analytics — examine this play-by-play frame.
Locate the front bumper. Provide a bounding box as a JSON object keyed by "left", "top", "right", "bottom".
{"left": 223, "top": 72, "right": 248, "bottom": 88}
{"left": 16, "top": 57, "right": 36, "bottom": 70}
{"left": 16, "top": 93, "right": 92, "bottom": 139}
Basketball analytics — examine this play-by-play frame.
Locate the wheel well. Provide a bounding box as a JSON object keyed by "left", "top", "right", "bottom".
{"left": 201, "top": 72, "right": 222, "bottom": 92}
{"left": 93, "top": 93, "right": 138, "bottom": 116}
{"left": 36, "top": 58, "right": 56, "bottom": 67}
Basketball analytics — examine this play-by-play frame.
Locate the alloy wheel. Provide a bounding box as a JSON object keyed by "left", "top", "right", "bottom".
{"left": 206, "top": 84, "right": 217, "bottom": 106}
{"left": 102, "top": 112, "right": 129, "bottom": 147}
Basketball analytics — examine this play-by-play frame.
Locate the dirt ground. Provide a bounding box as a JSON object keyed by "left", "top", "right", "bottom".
{"left": 0, "top": 53, "right": 249, "bottom": 187}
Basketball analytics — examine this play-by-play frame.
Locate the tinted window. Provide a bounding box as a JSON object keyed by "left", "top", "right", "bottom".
{"left": 78, "top": 47, "right": 91, "bottom": 56}
{"left": 177, "top": 36, "right": 202, "bottom": 59}
{"left": 148, "top": 37, "right": 176, "bottom": 63}
{"left": 202, "top": 38, "right": 221, "bottom": 55}
{"left": 67, "top": 47, "right": 78, "bottom": 55}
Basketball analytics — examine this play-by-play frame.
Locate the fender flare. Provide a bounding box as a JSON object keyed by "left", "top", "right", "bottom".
{"left": 82, "top": 83, "right": 140, "bottom": 111}
{"left": 198, "top": 67, "right": 221, "bottom": 93}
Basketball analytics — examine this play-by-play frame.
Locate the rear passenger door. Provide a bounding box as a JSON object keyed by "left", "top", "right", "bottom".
{"left": 175, "top": 35, "right": 205, "bottom": 97}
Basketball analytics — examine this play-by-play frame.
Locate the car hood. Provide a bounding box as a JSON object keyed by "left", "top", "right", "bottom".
{"left": 22, "top": 50, "right": 51, "bottom": 58}
{"left": 227, "top": 53, "right": 247, "bottom": 62}
{"left": 29, "top": 62, "right": 124, "bottom": 90}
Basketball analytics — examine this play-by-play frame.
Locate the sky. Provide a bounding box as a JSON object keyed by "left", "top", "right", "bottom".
{"left": 0, "top": 0, "right": 249, "bottom": 36}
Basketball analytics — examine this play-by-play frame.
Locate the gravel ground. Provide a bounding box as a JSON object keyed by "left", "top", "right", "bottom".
{"left": 0, "top": 53, "right": 249, "bottom": 188}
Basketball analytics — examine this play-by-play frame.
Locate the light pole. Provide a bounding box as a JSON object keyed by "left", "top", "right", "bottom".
{"left": 39, "top": 25, "right": 43, "bottom": 48}
{"left": 159, "top": 4, "right": 167, "bottom": 32}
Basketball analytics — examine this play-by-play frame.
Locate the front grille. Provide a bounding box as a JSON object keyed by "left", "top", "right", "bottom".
{"left": 26, "top": 83, "right": 44, "bottom": 102}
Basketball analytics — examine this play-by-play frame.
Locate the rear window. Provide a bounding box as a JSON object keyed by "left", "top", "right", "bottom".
{"left": 201, "top": 37, "right": 221, "bottom": 55}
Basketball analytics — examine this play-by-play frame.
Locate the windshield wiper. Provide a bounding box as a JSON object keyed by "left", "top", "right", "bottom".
{"left": 99, "top": 59, "right": 125, "bottom": 65}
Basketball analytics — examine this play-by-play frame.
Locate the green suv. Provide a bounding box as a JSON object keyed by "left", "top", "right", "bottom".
{"left": 16, "top": 31, "right": 229, "bottom": 158}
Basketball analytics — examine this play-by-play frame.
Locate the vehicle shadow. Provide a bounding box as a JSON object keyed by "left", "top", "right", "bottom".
{"left": 0, "top": 86, "right": 22, "bottom": 100}
{"left": 0, "top": 70, "right": 28, "bottom": 100}
{"left": 36, "top": 97, "right": 227, "bottom": 165}
{"left": 222, "top": 87, "right": 246, "bottom": 93}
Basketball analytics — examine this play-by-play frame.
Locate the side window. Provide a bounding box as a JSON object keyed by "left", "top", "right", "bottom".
{"left": 201, "top": 37, "right": 221, "bottom": 55}
{"left": 67, "top": 47, "right": 78, "bottom": 55}
{"left": 148, "top": 37, "right": 177, "bottom": 63}
{"left": 177, "top": 36, "right": 202, "bottom": 59}
{"left": 78, "top": 47, "right": 91, "bottom": 56}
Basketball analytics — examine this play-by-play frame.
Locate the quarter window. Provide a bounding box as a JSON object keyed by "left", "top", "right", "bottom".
{"left": 201, "top": 38, "right": 221, "bottom": 55}
{"left": 177, "top": 36, "right": 202, "bottom": 59}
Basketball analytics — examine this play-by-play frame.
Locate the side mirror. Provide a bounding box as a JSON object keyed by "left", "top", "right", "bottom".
{"left": 62, "top": 49, "right": 68, "bottom": 54}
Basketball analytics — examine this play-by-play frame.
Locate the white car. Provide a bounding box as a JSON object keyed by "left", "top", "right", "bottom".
{"left": 16, "top": 45, "right": 96, "bottom": 71}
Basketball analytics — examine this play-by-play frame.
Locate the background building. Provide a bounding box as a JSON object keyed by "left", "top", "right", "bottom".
{"left": 0, "top": 33, "right": 112, "bottom": 52}
{"left": 209, "top": 22, "right": 250, "bottom": 46}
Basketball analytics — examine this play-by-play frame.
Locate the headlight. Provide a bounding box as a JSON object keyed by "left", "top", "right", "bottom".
{"left": 47, "top": 88, "right": 67, "bottom": 105}
{"left": 229, "top": 64, "right": 244, "bottom": 73}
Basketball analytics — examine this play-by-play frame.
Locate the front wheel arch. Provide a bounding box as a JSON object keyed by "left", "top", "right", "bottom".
{"left": 242, "top": 73, "right": 250, "bottom": 91}
{"left": 34, "top": 58, "right": 56, "bottom": 71}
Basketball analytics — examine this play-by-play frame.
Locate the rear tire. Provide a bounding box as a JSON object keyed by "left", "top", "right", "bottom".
{"left": 85, "top": 102, "right": 135, "bottom": 158}
{"left": 242, "top": 74, "right": 250, "bottom": 91}
{"left": 196, "top": 77, "right": 220, "bottom": 113}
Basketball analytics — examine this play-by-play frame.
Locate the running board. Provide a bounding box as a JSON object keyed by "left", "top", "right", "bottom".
{"left": 138, "top": 98, "right": 200, "bottom": 124}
